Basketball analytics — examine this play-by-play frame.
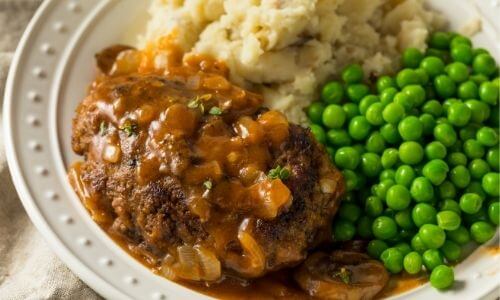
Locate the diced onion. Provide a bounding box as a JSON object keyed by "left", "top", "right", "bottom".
{"left": 194, "top": 245, "right": 221, "bottom": 281}
{"left": 102, "top": 144, "right": 121, "bottom": 163}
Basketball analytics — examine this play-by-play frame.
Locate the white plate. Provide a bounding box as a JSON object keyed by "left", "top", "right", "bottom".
{"left": 3, "top": 0, "right": 500, "bottom": 299}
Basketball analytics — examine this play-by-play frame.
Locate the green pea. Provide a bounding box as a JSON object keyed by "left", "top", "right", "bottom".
{"left": 386, "top": 184, "right": 411, "bottom": 211}
{"left": 310, "top": 124, "right": 326, "bottom": 144}
{"left": 365, "top": 131, "right": 386, "bottom": 154}
{"left": 459, "top": 193, "right": 483, "bottom": 214}
{"left": 348, "top": 116, "right": 372, "bottom": 141}
{"left": 381, "top": 248, "right": 404, "bottom": 274}
{"left": 459, "top": 124, "right": 479, "bottom": 141}
{"left": 430, "top": 265, "right": 454, "bottom": 289}
{"left": 381, "top": 149, "right": 399, "bottom": 170}
{"left": 411, "top": 234, "right": 428, "bottom": 253}
{"left": 396, "top": 68, "right": 420, "bottom": 88}
{"left": 446, "top": 62, "right": 469, "bottom": 82}
{"left": 450, "top": 165, "right": 471, "bottom": 189}
{"left": 403, "top": 85, "right": 426, "bottom": 106}
{"left": 433, "top": 123, "right": 457, "bottom": 148}
{"left": 470, "top": 221, "right": 495, "bottom": 243}
{"left": 458, "top": 81, "right": 479, "bottom": 100}
{"left": 380, "top": 169, "right": 396, "bottom": 181}
{"left": 393, "top": 92, "right": 415, "bottom": 112}
{"left": 321, "top": 81, "right": 344, "bottom": 104}
{"left": 343, "top": 103, "right": 360, "bottom": 120}
{"left": 376, "top": 76, "right": 397, "bottom": 93}
{"left": 399, "top": 141, "right": 424, "bottom": 165}
{"left": 419, "top": 224, "right": 446, "bottom": 249}
{"left": 361, "top": 153, "right": 382, "bottom": 178}
{"left": 470, "top": 74, "right": 490, "bottom": 85}
{"left": 465, "top": 99, "right": 491, "bottom": 124}
{"left": 358, "top": 95, "right": 378, "bottom": 115}
{"left": 347, "top": 84, "right": 370, "bottom": 103}
{"left": 451, "top": 35, "right": 472, "bottom": 48}
{"left": 380, "top": 87, "right": 398, "bottom": 105}
{"left": 463, "top": 139, "right": 485, "bottom": 159}
{"left": 380, "top": 124, "right": 401, "bottom": 144}
{"left": 442, "top": 98, "right": 461, "bottom": 114}
{"left": 425, "top": 141, "right": 447, "bottom": 160}
{"left": 440, "top": 199, "right": 462, "bottom": 215}
{"left": 482, "top": 172, "right": 499, "bottom": 196}
{"left": 382, "top": 102, "right": 405, "bottom": 124}
{"left": 372, "top": 216, "right": 398, "bottom": 240}
{"left": 375, "top": 179, "right": 396, "bottom": 199}
{"left": 395, "top": 165, "right": 416, "bottom": 187}
{"left": 365, "top": 196, "right": 384, "bottom": 217}
{"left": 342, "top": 64, "right": 364, "bottom": 84}
{"left": 436, "top": 210, "right": 461, "bottom": 231}
{"left": 326, "top": 129, "right": 351, "bottom": 147}
{"left": 395, "top": 209, "right": 415, "bottom": 229}
{"left": 434, "top": 75, "right": 457, "bottom": 99}
{"left": 476, "top": 127, "right": 498, "bottom": 147}
{"left": 398, "top": 116, "right": 423, "bottom": 141}
{"left": 474, "top": 48, "right": 490, "bottom": 57}
{"left": 334, "top": 146, "right": 360, "bottom": 170}
{"left": 420, "top": 56, "right": 445, "bottom": 78}
{"left": 357, "top": 215, "right": 374, "bottom": 238}
{"left": 365, "top": 102, "right": 385, "bottom": 126}
{"left": 430, "top": 32, "right": 453, "bottom": 49}
{"left": 307, "top": 102, "right": 325, "bottom": 124}
{"left": 468, "top": 159, "right": 491, "bottom": 179}
{"left": 410, "top": 177, "right": 434, "bottom": 203}
{"left": 423, "top": 249, "right": 444, "bottom": 271}
{"left": 322, "top": 104, "right": 346, "bottom": 129}
{"left": 440, "top": 240, "right": 461, "bottom": 262}
{"left": 367, "top": 239, "right": 389, "bottom": 259}
{"left": 479, "top": 82, "right": 499, "bottom": 105}
{"left": 419, "top": 113, "right": 437, "bottom": 136}
{"left": 447, "top": 152, "right": 468, "bottom": 167}
{"left": 423, "top": 159, "right": 449, "bottom": 185}
{"left": 486, "top": 148, "right": 499, "bottom": 171}
{"left": 473, "top": 54, "right": 497, "bottom": 77}
{"left": 438, "top": 180, "right": 457, "bottom": 199}
{"left": 412, "top": 203, "right": 437, "bottom": 227}
{"left": 402, "top": 48, "right": 424, "bottom": 68}
{"left": 342, "top": 169, "right": 358, "bottom": 191}
{"left": 447, "top": 225, "right": 471, "bottom": 245}
{"left": 447, "top": 102, "right": 471, "bottom": 127}
{"left": 423, "top": 100, "right": 443, "bottom": 117}
{"left": 332, "top": 219, "right": 356, "bottom": 241}
{"left": 404, "top": 252, "right": 423, "bottom": 274}
{"left": 451, "top": 43, "right": 473, "bottom": 64}
{"left": 488, "top": 202, "right": 499, "bottom": 225}
{"left": 338, "top": 202, "right": 361, "bottom": 223}
{"left": 395, "top": 242, "right": 412, "bottom": 256}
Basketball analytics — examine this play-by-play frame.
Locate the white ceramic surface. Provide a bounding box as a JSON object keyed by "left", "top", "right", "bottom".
{"left": 3, "top": 0, "right": 500, "bottom": 299}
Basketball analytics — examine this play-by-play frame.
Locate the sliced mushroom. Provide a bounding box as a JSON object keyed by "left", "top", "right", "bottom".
{"left": 95, "top": 44, "right": 135, "bottom": 74}
{"left": 294, "top": 251, "right": 389, "bottom": 300}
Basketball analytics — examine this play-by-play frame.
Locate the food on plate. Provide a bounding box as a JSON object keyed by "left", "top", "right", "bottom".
{"left": 68, "top": 0, "right": 500, "bottom": 298}
{"left": 140, "top": 0, "right": 444, "bottom": 124}
{"left": 69, "top": 43, "right": 383, "bottom": 292}
{"left": 308, "top": 30, "right": 499, "bottom": 291}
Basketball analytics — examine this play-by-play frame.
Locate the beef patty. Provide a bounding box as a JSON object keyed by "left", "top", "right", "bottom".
{"left": 69, "top": 50, "right": 344, "bottom": 283}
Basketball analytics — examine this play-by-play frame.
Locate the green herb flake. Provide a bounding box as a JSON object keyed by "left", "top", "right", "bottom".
{"left": 335, "top": 267, "right": 351, "bottom": 284}
{"left": 99, "top": 121, "right": 108, "bottom": 136}
{"left": 268, "top": 165, "right": 290, "bottom": 180}
{"left": 203, "top": 180, "right": 213, "bottom": 190}
{"left": 120, "top": 121, "right": 138, "bottom": 137}
{"left": 209, "top": 106, "right": 222, "bottom": 115}
{"left": 187, "top": 96, "right": 200, "bottom": 109}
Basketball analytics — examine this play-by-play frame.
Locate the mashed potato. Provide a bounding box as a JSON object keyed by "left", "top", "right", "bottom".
{"left": 140, "top": 0, "right": 445, "bottom": 124}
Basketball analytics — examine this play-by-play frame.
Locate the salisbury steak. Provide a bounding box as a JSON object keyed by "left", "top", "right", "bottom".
{"left": 70, "top": 53, "right": 344, "bottom": 282}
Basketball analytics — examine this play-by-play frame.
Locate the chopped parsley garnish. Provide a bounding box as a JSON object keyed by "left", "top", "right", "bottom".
{"left": 120, "top": 121, "right": 138, "bottom": 137}
{"left": 209, "top": 106, "right": 222, "bottom": 115}
{"left": 187, "top": 94, "right": 213, "bottom": 114}
{"left": 99, "top": 121, "right": 108, "bottom": 136}
{"left": 335, "top": 267, "right": 351, "bottom": 284}
{"left": 268, "top": 165, "right": 290, "bottom": 180}
{"left": 203, "top": 180, "right": 213, "bottom": 190}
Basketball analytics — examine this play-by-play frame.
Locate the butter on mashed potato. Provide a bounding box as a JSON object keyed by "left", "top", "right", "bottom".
{"left": 139, "top": 0, "right": 445, "bottom": 124}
